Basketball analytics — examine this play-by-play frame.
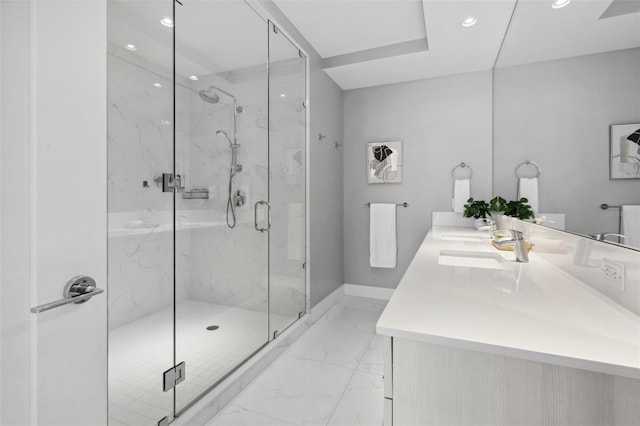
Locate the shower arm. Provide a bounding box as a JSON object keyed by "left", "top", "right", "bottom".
{"left": 181, "top": 81, "right": 238, "bottom": 145}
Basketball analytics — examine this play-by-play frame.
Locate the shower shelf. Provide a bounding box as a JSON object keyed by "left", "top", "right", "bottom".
{"left": 183, "top": 188, "right": 210, "bottom": 199}
{"left": 107, "top": 211, "right": 236, "bottom": 237}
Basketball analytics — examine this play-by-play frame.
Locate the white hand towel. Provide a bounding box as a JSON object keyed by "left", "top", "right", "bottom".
{"left": 452, "top": 179, "right": 471, "bottom": 213}
{"left": 369, "top": 203, "right": 397, "bottom": 268}
{"left": 621, "top": 205, "right": 640, "bottom": 248}
{"left": 518, "top": 177, "right": 539, "bottom": 213}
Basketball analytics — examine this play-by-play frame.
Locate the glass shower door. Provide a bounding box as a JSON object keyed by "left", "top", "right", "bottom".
{"left": 173, "top": 1, "right": 270, "bottom": 414}
{"left": 107, "top": 0, "right": 176, "bottom": 424}
{"left": 268, "top": 22, "right": 308, "bottom": 338}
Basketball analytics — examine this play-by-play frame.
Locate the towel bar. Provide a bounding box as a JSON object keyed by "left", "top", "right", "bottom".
{"left": 600, "top": 204, "right": 621, "bottom": 210}
{"left": 365, "top": 202, "right": 408, "bottom": 208}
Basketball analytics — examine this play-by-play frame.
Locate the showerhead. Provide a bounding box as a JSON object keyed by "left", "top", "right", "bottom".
{"left": 199, "top": 87, "right": 220, "bottom": 104}
{"left": 216, "top": 130, "right": 233, "bottom": 147}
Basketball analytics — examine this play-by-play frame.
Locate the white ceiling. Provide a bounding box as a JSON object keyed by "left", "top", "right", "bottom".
{"left": 108, "top": 0, "right": 299, "bottom": 80}
{"left": 496, "top": 0, "right": 640, "bottom": 68}
{"left": 272, "top": 0, "right": 428, "bottom": 58}
{"left": 324, "top": 1, "right": 515, "bottom": 89}
{"left": 108, "top": 0, "right": 640, "bottom": 90}
{"left": 273, "top": 0, "right": 640, "bottom": 90}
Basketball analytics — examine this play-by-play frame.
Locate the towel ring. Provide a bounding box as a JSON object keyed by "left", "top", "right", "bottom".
{"left": 515, "top": 160, "right": 541, "bottom": 178}
{"left": 452, "top": 162, "right": 473, "bottom": 180}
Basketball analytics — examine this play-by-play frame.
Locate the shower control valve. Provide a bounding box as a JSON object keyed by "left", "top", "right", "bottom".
{"left": 233, "top": 189, "right": 246, "bottom": 207}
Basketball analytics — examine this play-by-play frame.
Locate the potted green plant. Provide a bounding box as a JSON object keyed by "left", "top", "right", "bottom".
{"left": 504, "top": 197, "right": 535, "bottom": 220}
{"left": 463, "top": 198, "right": 492, "bottom": 229}
{"left": 487, "top": 196, "right": 507, "bottom": 229}
{"left": 463, "top": 196, "right": 536, "bottom": 230}
{"left": 489, "top": 196, "right": 507, "bottom": 214}
{"left": 463, "top": 198, "right": 490, "bottom": 219}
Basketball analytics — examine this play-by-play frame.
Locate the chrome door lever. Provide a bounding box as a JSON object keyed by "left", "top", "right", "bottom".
{"left": 31, "top": 275, "right": 103, "bottom": 314}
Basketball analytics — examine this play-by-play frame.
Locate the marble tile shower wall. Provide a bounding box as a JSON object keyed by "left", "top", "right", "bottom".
{"left": 187, "top": 60, "right": 306, "bottom": 317}
{"left": 109, "top": 45, "right": 306, "bottom": 329}
{"left": 185, "top": 67, "right": 269, "bottom": 313}
{"left": 108, "top": 45, "right": 190, "bottom": 330}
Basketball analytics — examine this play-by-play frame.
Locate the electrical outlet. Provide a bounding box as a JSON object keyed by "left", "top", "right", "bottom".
{"left": 601, "top": 259, "right": 625, "bottom": 290}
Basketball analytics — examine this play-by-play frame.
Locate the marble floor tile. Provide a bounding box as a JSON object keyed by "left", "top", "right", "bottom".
{"left": 325, "top": 305, "right": 382, "bottom": 334}
{"left": 284, "top": 320, "right": 372, "bottom": 369}
{"left": 208, "top": 405, "right": 295, "bottom": 426}
{"left": 339, "top": 296, "right": 388, "bottom": 313}
{"left": 206, "top": 295, "right": 389, "bottom": 426}
{"left": 231, "top": 357, "right": 354, "bottom": 426}
{"left": 327, "top": 370, "right": 384, "bottom": 426}
{"left": 356, "top": 334, "right": 384, "bottom": 376}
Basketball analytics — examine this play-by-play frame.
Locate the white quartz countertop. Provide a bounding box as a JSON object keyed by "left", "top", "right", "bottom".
{"left": 376, "top": 226, "right": 640, "bottom": 379}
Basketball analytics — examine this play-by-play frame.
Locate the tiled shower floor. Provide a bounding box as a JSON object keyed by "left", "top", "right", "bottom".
{"left": 109, "top": 301, "right": 287, "bottom": 426}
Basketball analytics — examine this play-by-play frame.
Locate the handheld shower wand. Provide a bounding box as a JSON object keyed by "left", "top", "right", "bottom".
{"left": 216, "top": 130, "right": 233, "bottom": 147}
{"left": 217, "top": 130, "right": 243, "bottom": 228}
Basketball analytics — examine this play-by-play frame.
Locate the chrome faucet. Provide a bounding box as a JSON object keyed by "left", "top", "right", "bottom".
{"left": 493, "top": 230, "right": 529, "bottom": 263}
{"left": 590, "top": 233, "right": 626, "bottom": 242}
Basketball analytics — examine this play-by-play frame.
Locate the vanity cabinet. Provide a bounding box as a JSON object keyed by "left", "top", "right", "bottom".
{"left": 378, "top": 225, "right": 640, "bottom": 425}
{"left": 383, "top": 336, "right": 640, "bottom": 426}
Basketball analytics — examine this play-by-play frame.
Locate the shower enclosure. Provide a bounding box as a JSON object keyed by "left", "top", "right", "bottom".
{"left": 107, "top": 1, "right": 307, "bottom": 424}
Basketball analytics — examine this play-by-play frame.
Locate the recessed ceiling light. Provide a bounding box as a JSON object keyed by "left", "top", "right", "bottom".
{"left": 153, "top": 83, "right": 163, "bottom": 88}
{"left": 552, "top": 0, "right": 571, "bottom": 9}
{"left": 126, "top": 43, "right": 137, "bottom": 51}
{"left": 189, "top": 75, "right": 199, "bottom": 81}
{"left": 462, "top": 17, "right": 477, "bottom": 27}
{"left": 160, "top": 17, "right": 174, "bottom": 27}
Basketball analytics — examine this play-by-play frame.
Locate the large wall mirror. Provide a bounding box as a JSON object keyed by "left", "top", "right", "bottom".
{"left": 493, "top": 0, "right": 640, "bottom": 250}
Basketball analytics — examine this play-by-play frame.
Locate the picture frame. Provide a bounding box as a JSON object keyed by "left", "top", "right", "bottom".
{"left": 367, "top": 140, "right": 403, "bottom": 184}
{"left": 610, "top": 123, "right": 640, "bottom": 179}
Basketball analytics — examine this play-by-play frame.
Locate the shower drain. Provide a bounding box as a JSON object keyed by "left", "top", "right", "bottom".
{"left": 206, "top": 325, "right": 220, "bottom": 331}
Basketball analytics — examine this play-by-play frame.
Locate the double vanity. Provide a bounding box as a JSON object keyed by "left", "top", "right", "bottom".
{"left": 377, "top": 219, "right": 640, "bottom": 425}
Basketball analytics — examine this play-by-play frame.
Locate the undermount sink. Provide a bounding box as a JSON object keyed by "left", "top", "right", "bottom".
{"left": 440, "top": 235, "right": 489, "bottom": 242}
{"left": 438, "top": 249, "right": 506, "bottom": 270}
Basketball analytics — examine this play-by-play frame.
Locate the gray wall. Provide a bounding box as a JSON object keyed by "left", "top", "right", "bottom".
{"left": 308, "top": 70, "right": 345, "bottom": 305}
{"left": 343, "top": 71, "right": 493, "bottom": 288}
{"left": 259, "top": 1, "right": 345, "bottom": 306}
{"left": 494, "top": 48, "right": 640, "bottom": 235}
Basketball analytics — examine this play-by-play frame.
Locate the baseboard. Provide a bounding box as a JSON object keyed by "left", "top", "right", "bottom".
{"left": 310, "top": 284, "right": 344, "bottom": 322}
{"left": 344, "top": 283, "right": 394, "bottom": 300}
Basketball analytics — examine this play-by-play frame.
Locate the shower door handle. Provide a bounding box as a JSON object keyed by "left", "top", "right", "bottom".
{"left": 254, "top": 201, "right": 271, "bottom": 233}
{"left": 254, "top": 201, "right": 265, "bottom": 232}
{"left": 265, "top": 201, "right": 271, "bottom": 231}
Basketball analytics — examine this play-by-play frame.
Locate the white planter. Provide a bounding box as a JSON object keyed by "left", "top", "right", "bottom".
{"left": 473, "top": 218, "right": 492, "bottom": 230}
{"left": 491, "top": 213, "right": 508, "bottom": 230}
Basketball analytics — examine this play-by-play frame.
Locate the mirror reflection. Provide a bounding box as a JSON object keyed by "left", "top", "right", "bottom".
{"left": 493, "top": 0, "right": 640, "bottom": 249}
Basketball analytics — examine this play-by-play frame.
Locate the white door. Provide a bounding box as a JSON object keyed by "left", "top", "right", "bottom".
{"left": 1, "top": 1, "right": 108, "bottom": 425}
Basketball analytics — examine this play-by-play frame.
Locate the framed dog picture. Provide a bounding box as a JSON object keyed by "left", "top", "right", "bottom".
{"left": 367, "top": 140, "right": 403, "bottom": 184}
